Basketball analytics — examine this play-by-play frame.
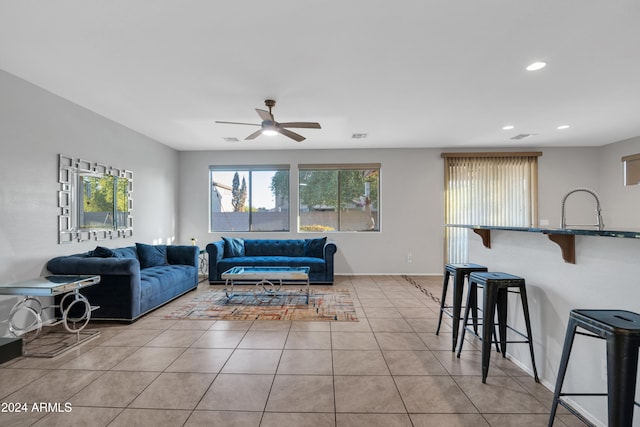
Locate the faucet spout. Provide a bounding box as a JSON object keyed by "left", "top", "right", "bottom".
{"left": 560, "top": 188, "right": 604, "bottom": 230}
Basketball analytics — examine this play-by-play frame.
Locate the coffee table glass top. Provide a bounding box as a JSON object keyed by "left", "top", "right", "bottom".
{"left": 222, "top": 266, "right": 310, "bottom": 279}
{"left": 0, "top": 275, "right": 100, "bottom": 296}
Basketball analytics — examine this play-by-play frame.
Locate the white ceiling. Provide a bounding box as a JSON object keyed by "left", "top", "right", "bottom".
{"left": 1, "top": 1, "right": 640, "bottom": 151}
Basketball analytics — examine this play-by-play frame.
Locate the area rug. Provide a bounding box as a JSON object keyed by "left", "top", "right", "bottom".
{"left": 164, "top": 288, "right": 358, "bottom": 321}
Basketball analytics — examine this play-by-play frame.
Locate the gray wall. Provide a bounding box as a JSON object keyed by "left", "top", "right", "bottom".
{"left": 3, "top": 61, "right": 639, "bottom": 312}
{"left": 0, "top": 70, "right": 179, "bottom": 329}
{"left": 178, "top": 148, "right": 445, "bottom": 275}
{"left": 178, "top": 146, "right": 627, "bottom": 275}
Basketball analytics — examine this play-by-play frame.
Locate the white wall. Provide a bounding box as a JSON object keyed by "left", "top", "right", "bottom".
{"left": 467, "top": 141, "right": 640, "bottom": 426}
{"left": 537, "top": 147, "right": 602, "bottom": 227}
{"left": 599, "top": 136, "right": 640, "bottom": 228}
{"left": 0, "top": 70, "right": 179, "bottom": 332}
{"left": 178, "top": 148, "right": 445, "bottom": 275}
{"left": 178, "top": 146, "right": 608, "bottom": 275}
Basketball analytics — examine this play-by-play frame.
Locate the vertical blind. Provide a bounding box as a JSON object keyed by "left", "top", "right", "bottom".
{"left": 443, "top": 153, "right": 541, "bottom": 263}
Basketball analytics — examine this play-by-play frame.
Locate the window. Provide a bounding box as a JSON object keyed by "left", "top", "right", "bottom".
{"left": 210, "top": 165, "right": 289, "bottom": 232}
{"left": 443, "top": 152, "right": 540, "bottom": 263}
{"left": 298, "top": 164, "right": 380, "bottom": 232}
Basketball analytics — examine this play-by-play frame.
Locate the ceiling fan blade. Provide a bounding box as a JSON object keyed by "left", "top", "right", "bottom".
{"left": 255, "top": 108, "right": 273, "bottom": 122}
{"left": 279, "top": 128, "right": 306, "bottom": 142}
{"left": 278, "top": 122, "right": 321, "bottom": 129}
{"left": 245, "top": 129, "right": 263, "bottom": 140}
{"left": 215, "top": 121, "right": 260, "bottom": 126}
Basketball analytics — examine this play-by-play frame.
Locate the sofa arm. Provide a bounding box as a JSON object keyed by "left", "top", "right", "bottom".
{"left": 167, "top": 245, "right": 199, "bottom": 268}
{"left": 47, "top": 256, "right": 140, "bottom": 276}
{"left": 206, "top": 241, "right": 225, "bottom": 281}
{"left": 323, "top": 241, "right": 337, "bottom": 281}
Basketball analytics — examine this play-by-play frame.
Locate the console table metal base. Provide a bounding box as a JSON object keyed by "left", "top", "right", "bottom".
{"left": 22, "top": 328, "right": 100, "bottom": 358}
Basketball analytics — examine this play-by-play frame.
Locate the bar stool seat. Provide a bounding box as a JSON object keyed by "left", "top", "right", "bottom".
{"left": 549, "top": 309, "right": 640, "bottom": 427}
{"left": 456, "top": 271, "right": 539, "bottom": 384}
{"left": 436, "top": 263, "right": 488, "bottom": 351}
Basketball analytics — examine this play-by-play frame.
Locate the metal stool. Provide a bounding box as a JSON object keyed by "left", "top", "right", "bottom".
{"left": 436, "top": 263, "right": 488, "bottom": 351}
{"left": 456, "top": 271, "right": 539, "bottom": 384}
{"left": 549, "top": 309, "right": 640, "bottom": 427}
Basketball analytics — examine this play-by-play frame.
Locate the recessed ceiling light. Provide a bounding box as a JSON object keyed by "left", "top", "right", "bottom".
{"left": 526, "top": 61, "right": 547, "bottom": 71}
{"left": 557, "top": 125, "right": 570, "bottom": 130}
{"left": 502, "top": 125, "right": 515, "bottom": 130}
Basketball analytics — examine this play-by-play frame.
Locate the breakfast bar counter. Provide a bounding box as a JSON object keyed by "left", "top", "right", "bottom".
{"left": 449, "top": 224, "right": 640, "bottom": 264}
{"left": 448, "top": 224, "right": 640, "bottom": 425}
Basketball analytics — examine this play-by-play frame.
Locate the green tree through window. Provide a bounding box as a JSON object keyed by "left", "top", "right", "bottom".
{"left": 297, "top": 165, "right": 380, "bottom": 232}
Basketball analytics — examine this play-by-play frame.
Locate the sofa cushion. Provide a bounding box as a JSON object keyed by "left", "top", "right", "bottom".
{"left": 89, "top": 246, "right": 115, "bottom": 258}
{"left": 304, "top": 237, "right": 326, "bottom": 258}
{"left": 136, "top": 243, "right": 168, "bottom": 268}
{"left": 244, "top": 239, "right": 305, "bottom": 257}
{"left": 139, "top": 265, "right": 196, "bottom": 312}
{"left": 222, "top": 237, "right": 245, "bottom": 257}
{"left": 112, "top": 246, "right": 138, "bottom": 259}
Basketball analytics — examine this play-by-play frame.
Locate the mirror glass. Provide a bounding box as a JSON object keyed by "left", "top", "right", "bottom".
{"left": 58, "top": 154, "right": 133, "bottom": 243}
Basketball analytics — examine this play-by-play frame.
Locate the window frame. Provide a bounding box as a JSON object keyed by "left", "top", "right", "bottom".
{"left": 209, "top": 164, "right": 290, "bottom": 232}
{"left": 298, "top": 163, "right": 381, "bottom": 233}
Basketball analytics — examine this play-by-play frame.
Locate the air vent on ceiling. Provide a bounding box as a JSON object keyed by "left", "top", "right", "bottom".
{"left": 510, "top": 133, "right": 536, "bottom": 140}
{"left": 223, "top": 137, "right": 239, "bottom": 142}
{"left": 352, "top": 133, "right": 368, "bottom": 139}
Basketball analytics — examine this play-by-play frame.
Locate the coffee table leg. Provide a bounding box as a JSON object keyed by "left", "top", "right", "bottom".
{"left": 253, "top": 279, "right": 283, "bottom": 302}
{"left": 224, "top": 278, "right": 234, "bottom": 299}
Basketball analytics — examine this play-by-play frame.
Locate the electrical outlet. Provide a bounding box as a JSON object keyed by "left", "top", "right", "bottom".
{"left": 540, "top": 219, "right": 549, "bottom": 226}
{"left": 407, "top": 252, "right": 413, "bottom": 263}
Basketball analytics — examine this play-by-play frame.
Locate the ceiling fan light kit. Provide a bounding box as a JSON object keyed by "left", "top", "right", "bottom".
{"left": 215, "top": 99, "right": 321, "bottom": 142}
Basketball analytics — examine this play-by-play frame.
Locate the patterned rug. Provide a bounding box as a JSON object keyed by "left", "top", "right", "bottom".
{"left": 164, "top": 288, "right": 358, "bottom": 321}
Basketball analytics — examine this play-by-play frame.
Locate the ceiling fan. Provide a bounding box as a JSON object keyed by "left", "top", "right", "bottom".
{"left": 215, "top": 99, "right": 321, "bottom": 142}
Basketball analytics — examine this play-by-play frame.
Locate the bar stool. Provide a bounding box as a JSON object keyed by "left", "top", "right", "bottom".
{"left": 456, "top": 271, "right": 539, "bottom": 384}
{"left": 549, "top": 309, "right": 640, "bottom": 427}
{"left": 436, "top": 263, "right": 488, "bottom": 351}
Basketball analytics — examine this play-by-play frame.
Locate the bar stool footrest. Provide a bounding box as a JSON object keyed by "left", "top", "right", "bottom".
{"left": 556, "top": 400, "right": 599, "bottom": 427}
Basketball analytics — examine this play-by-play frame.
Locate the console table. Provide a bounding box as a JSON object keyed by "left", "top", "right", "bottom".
{"left": 0, "top": 275, "right": 101, "bottom": 357}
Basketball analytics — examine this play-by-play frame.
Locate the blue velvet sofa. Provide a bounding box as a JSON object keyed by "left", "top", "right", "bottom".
{"left": 206, "top": 237, "right": 337, "bottom": 284}
{"left": 46, "top": 244, "right": 199, "bottom": 322}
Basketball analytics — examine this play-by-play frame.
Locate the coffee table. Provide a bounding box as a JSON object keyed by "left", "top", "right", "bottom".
{"left": 0, "top": 275, "right": 101, "bottom": 357}
{"left": 221, "top": 266, "right": 311, "bottom": 304}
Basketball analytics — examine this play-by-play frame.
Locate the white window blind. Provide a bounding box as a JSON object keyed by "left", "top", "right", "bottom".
{"left": 443, "top": 153, "right": 540, "bottom": 263}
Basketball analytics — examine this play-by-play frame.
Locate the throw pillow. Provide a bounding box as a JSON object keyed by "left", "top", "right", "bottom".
{"left": 222, "top": 237, "right": 245, "bottom": 258}
{"left": 304, "top": 237, "right": 326, "bottom": 258}
{"left": 136, "top": 243, "right": 168, "bottom": 268}
{"left": 89, "top": 246, "right": 114, "bottom": 258}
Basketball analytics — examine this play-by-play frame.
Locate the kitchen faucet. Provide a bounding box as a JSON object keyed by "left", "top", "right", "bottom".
{"left": 560, "top": 188, "right": 604, "bottom": 230}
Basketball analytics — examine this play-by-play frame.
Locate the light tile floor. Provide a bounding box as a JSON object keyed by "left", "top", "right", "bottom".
{"left": 0, "top": 275, "right": 583, "bottom": 426}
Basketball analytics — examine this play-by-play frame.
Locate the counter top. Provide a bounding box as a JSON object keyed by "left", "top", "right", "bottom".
{"left": 447, "top": 224, "right": 640, "bottom": 239}
{"left": 446, "top": 224, "right": 640, "bottom": 264}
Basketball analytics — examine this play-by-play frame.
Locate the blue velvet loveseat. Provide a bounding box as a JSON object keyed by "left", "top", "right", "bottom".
{"left": 206, "top": 237, "right": 337, "bottom": 284}
{"left": 46, "top": 243, "right": 199, "bottom": 322}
